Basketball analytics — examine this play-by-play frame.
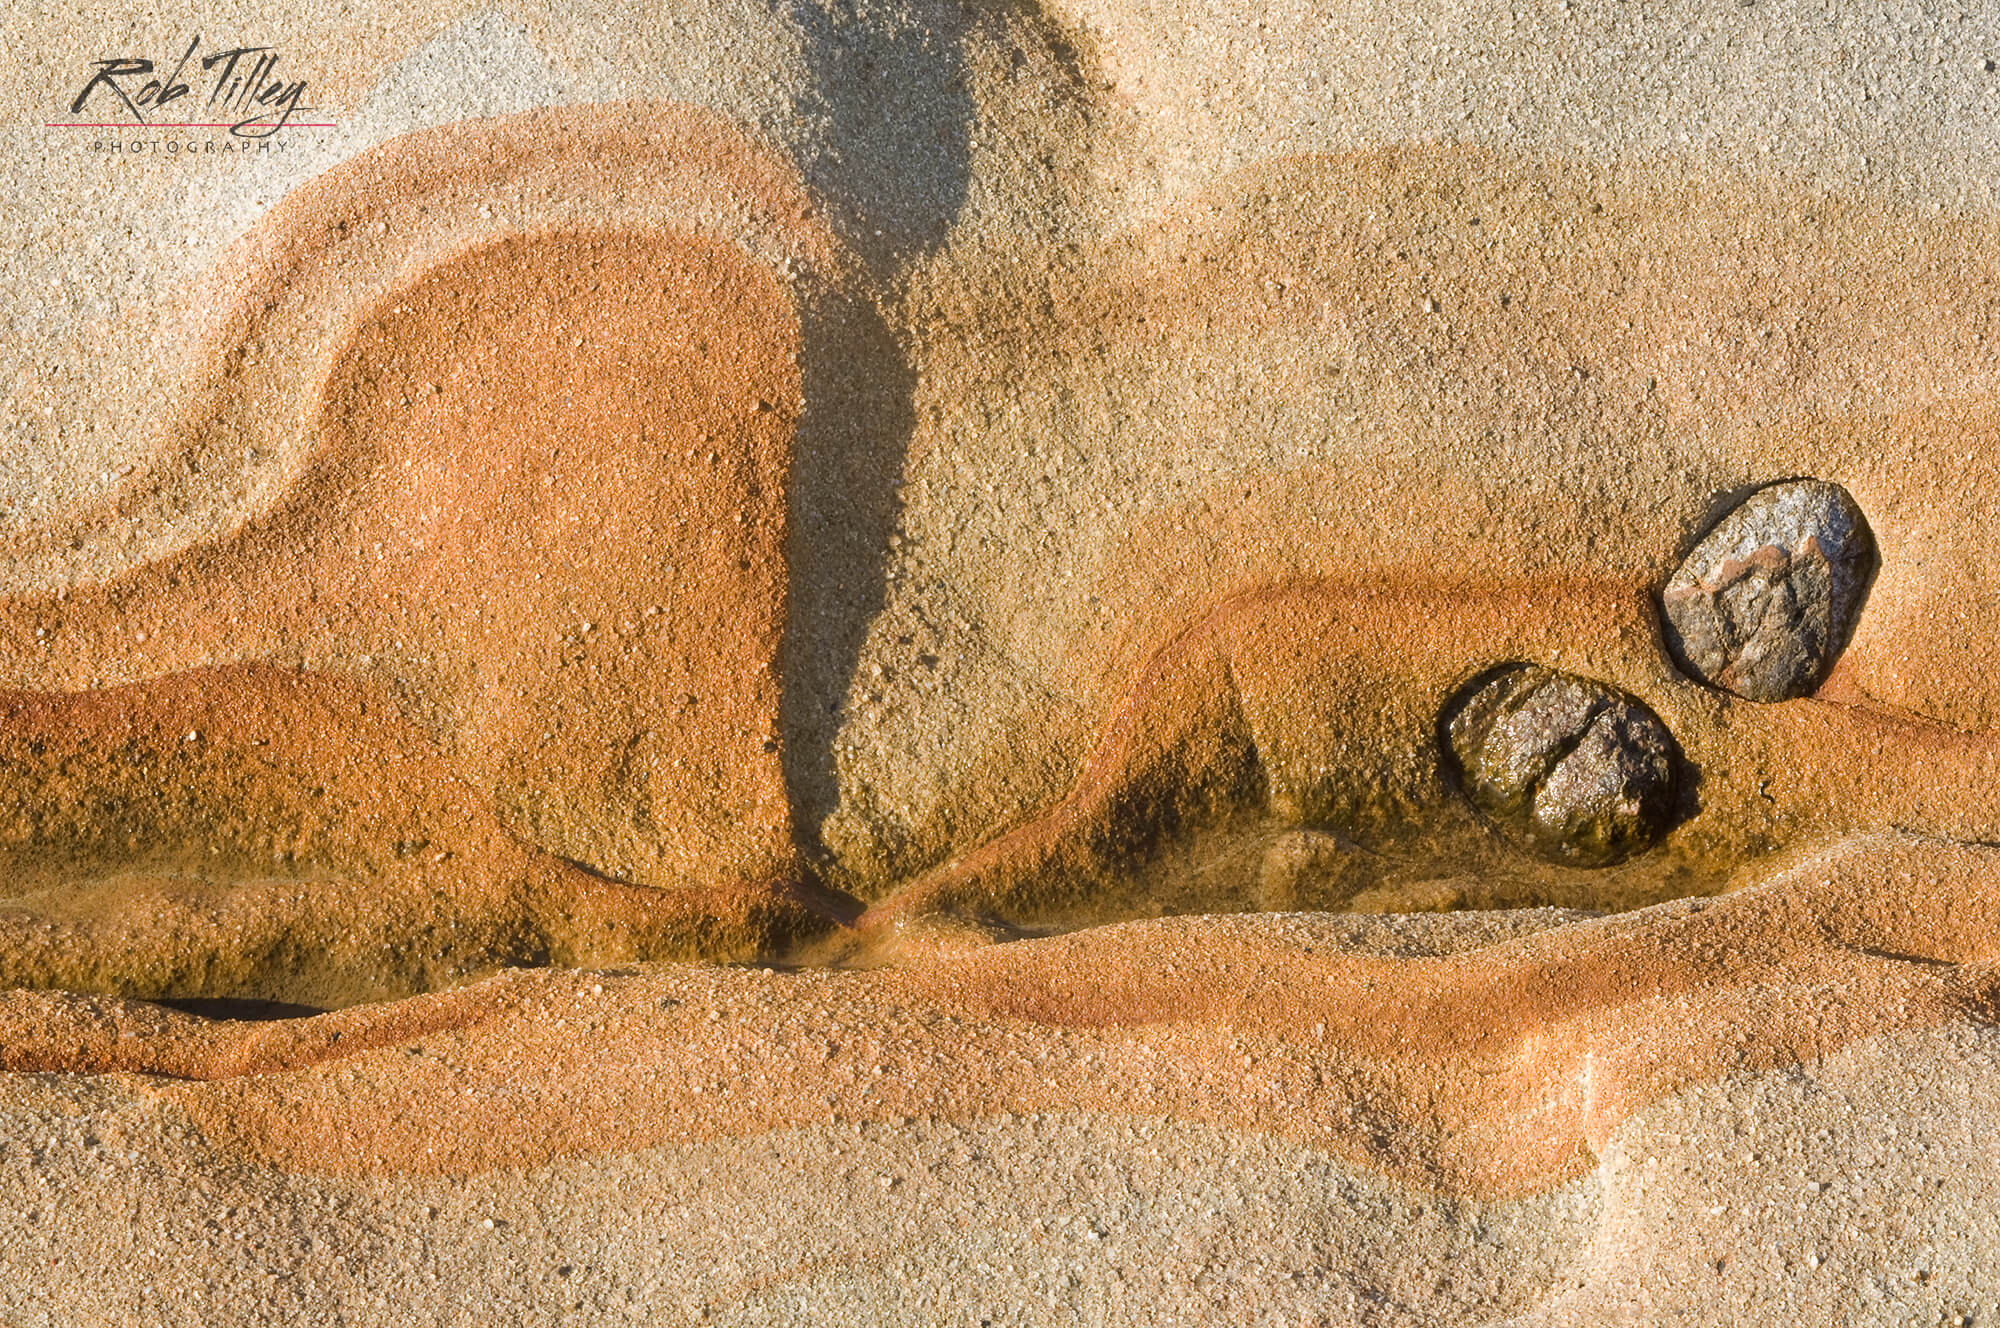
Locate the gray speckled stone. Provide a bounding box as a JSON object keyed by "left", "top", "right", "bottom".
{"left": 1662, "top": 480, "right": 1877, "bottom": 702}
{"left": 1446, "top": 666, "right": 1680, "bottom": 868}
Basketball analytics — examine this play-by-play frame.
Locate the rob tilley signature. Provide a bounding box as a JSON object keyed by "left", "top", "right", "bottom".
{"left": 69, "top": 36, "right": 318, "bottom": 138}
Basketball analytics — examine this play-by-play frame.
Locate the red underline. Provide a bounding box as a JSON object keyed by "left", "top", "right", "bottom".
{"left": 44, "top": 122, "right": 339, "bottom": 128}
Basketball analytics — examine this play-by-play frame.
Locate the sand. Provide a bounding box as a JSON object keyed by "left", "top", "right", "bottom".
{"left": 6, "top": 0, "right": 2000, "bottom": 1320}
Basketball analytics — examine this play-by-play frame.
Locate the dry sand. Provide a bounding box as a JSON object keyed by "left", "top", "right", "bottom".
{"left": 6, "top": 0, "right": 2000, "bottom": 1321}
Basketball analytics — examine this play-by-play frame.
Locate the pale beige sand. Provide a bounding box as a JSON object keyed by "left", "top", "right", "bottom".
{"left": 2, "top": 900, "right": 1998, "bottom": 1323}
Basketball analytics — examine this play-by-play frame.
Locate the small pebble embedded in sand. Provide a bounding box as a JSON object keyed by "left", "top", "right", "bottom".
{"left": 1662, "top": 478, "right": 1877, "bottom": 701}
{"left": 1445, "top": 665, "right": 1681, "bottom": 866}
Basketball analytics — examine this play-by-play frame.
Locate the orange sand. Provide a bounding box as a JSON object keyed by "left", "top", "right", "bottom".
{"left": 0, "top": 832, "right": 1985, "bottom": 1202}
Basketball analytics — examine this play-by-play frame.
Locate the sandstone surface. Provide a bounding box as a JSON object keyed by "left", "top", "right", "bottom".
{"left": 6, "top": 0, "right": 2000, "bottom": 1321}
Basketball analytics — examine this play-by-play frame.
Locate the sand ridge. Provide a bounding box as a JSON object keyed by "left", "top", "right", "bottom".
{"left": 0, "top": 832, "right": 1987, "bottom": 1204}
{"left": 16, "top": 126, "right": 2000, "bottom": 919}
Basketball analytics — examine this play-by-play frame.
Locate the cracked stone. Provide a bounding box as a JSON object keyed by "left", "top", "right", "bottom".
{"left": 1446, "top": 665, "right": 1681, "bottom": 867}
{"left": 1662, "top": 479, "right": 1877, "bottom": 702}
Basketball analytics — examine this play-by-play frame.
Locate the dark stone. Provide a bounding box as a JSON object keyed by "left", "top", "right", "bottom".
{"left": 1445, "top": 665, "right": 1680, "bottom": 867}
{"left": 1661, "top": 479, "right": 1876, "bottom": 702}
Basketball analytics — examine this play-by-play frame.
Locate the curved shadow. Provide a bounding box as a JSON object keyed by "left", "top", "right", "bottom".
{"left": 780, "top": 289, "right": 916, "bottom": 867}
{"left": 770, "top": 0, "right": 1102, "bottom": 878}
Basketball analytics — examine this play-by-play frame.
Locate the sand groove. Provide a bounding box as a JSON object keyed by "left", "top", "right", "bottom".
{"left": 859, "top": 574, "right": 2000, "bottom": 932}
{"left": 0, "top": 833, "right": 1988, "bottom": 1203}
